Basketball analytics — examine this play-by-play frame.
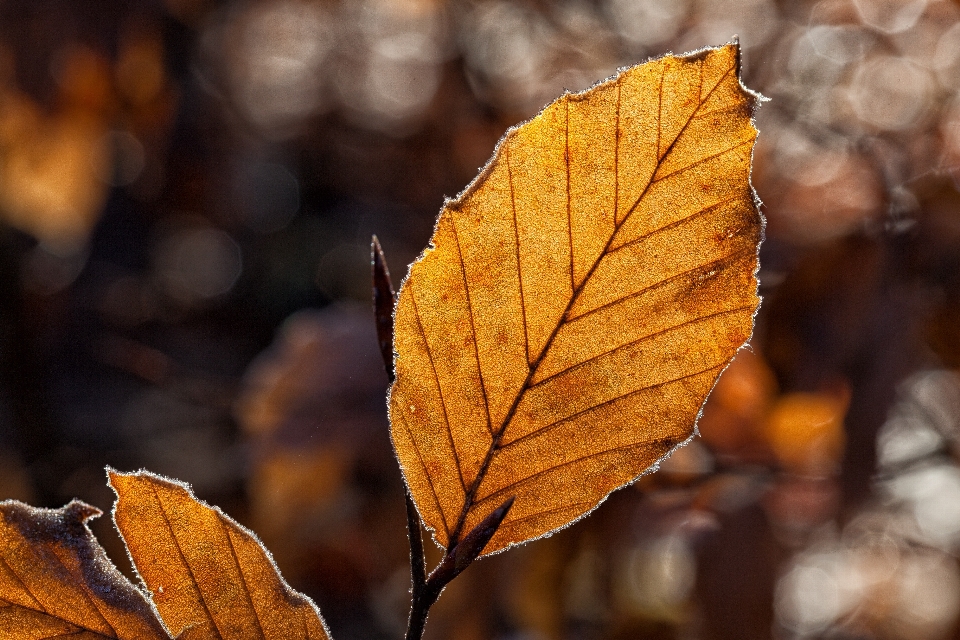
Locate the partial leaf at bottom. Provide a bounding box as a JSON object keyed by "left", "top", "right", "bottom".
{"left": 0, "top": 499, "right": 171, "bottom": 639}
{"left": 110, "top": 470, "right": 331, "bottom": 640}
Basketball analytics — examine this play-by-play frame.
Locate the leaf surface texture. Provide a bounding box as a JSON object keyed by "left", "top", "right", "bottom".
{"left": 110, "top": 470, "right": 331, "bottom": 640}
{"left": 0, "top": 499, "right": 171, "bottom": 639}
{"left": 390, "top": 43, "right": 762, "bottom": 554}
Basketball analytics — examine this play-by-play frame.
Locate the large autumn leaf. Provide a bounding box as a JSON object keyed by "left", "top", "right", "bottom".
{"left": 0, "top": 499, "right": 170, "bottom": 639}
{"left": 390, "top": 43, "right": 762, "bottom": 554}
{"left": 109, "top": 470, "right": 331, "bottom": 640}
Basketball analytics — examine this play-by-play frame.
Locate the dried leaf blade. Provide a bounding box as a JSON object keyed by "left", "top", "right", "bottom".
{"left": 389, "top": 43, "right": 762, "bottom": 555}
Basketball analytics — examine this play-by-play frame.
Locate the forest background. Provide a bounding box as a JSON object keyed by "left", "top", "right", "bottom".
{"left": 2, "top": 0, "right": 960, "bottom": 639}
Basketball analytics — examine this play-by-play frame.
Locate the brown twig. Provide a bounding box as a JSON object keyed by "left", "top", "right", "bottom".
{"left": 372, "top": 235, "right": 396, "bottom": 383}
{"left": 405, "top": 497, "right": 515, "bottom": 640}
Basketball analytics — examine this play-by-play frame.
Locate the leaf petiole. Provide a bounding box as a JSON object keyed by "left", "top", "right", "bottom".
{"left": 405, "top": 496, "right": 516, "bottom": 640}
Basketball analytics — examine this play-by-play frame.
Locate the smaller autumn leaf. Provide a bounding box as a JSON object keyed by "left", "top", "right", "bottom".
{"left": 109, "top": 469, "right": 332, "bottom": 640}
{"left": 0, "top": 499, "right": 170, "bottom": 640}
{"left": 390, "top": 42, "right": 763, "bottom": 555}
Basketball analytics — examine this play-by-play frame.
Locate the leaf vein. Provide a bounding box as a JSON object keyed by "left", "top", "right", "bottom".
{"left": 605, "top": 194, "right": 743, "bottom": 258}
{"left": 451, "top": 217, "right": 493, "bottom": 437}
{"left": 614, "top": 83, "right": 621, "bottom": 227}
{"left": 398, "top": 409, "right": 450, "bottom": 536}
{"left": 499, "top": 501, "right": 593, "bottom": 531}
{"left": 0, "top": 555, "right": 45, "bottom": 612}
{"left": 532, "top": 302, "right": 755, "bottom": 389}
{"left": 651, "top": 138, "right": 753, "bottom": 186}
{"left": 220, "top": 519, "right": 266, "bottom": 640}
{"left": 0, "top": 604, "right": 94, "bottom": 638}
{"left": 568, "top": 244, "right": 754, "bottom": 325}
{"left": 150, "top": 483, "right": 224, "bottom": 640}
{"left": 694, "top": 102, "right": 744, "bottom": 121}
{"left": 476, "top": 436, "right": 681, "bottom": 507}
{"left": 507, "top": 146, "right": 531, "bottom": 367}
{"left": 411, "top": 288, "right": 467, "bottom": 494}
{"left": 501, "top": 363, "right": 725, "bottom": 450}
{"left": 697, "top": 58, "right": 704, "bottom": 111}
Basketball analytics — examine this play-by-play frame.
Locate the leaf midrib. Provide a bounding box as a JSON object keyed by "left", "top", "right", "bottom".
{"left": 445, "top": 58, "right": 738, "bottom": 547}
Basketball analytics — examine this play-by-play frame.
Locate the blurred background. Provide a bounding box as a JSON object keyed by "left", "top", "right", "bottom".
{"left": 1, "top": 0, "right": 960, "bottom": 638}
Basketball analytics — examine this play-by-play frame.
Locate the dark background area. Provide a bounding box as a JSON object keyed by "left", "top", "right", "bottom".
{"left": 2, "top": 0, "right": 960, "bottom": 638}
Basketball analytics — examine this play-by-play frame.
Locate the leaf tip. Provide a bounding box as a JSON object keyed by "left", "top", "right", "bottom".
{"left": 105, "top": 465, "right": 120, "bottom": 484}
{"left": 372, "top": 235, "right": 397, "bottom": 382}
{"left": 107, "top": 467, "right": 200, "bottom": 508}
{"left": 105, "top": 466, "right": 141, "bottom": 495}
{"left": 64, "top": 498, "right": 102, "bottom": 523}
{"left": 731, "top": 36, "right": 743, "bottom": 77}
{"left": 492, "top": 495, "right": 516, "bottom": 521}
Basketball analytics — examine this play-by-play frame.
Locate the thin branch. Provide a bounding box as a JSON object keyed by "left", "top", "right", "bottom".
{"left": 372, "top": 235, "right": 397, "bottom": 382}
{"left": 405, "top": 491, "right": 426, "bottom": 603}
{"left": 405, "top": 497, "right": 515, "bottom": 640}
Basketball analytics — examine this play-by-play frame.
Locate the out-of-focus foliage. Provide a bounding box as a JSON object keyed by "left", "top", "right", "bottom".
{"left": 3, "top": 0, "right": 960, "bottom": 639}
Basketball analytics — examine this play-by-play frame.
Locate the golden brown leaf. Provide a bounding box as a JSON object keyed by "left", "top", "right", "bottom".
{"left": 0, "top": 499, "right": 170, "bottom": 639}
{"left": 390, "top": 43, "right": 762, "bottom": 554}
{"left": 109, "top": 470, "right": 331, "bottom": 640}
